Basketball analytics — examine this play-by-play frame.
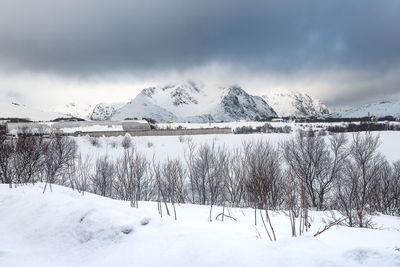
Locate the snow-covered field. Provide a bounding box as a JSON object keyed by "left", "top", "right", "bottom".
{"left": 1, "top": 184, "right": 399, "bottom": 267}
{"left": 75, "top": 129, "right": 400, "bottom": 163}
{"left": 2, "top": 125, "right": 400, "bottom": 267}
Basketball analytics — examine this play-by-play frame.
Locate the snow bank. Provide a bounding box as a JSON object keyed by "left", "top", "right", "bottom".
{"left": 1, "top": 184, "right": 400, "bottom": 267}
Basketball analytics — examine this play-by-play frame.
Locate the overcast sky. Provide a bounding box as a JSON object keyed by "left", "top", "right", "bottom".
{"left": 0, "top": 0, "right": 400, "bottom": 111}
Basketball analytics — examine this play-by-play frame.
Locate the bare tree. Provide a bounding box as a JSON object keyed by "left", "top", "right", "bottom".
{"left": 336, "top": 133, "right": 384, "bottom": 227}
{"left": 222, "top": 148, "right": 245, "bottom": 207}
{"left": 14, "top": 135, "right": 46, "bottom": 184}
{"left": 282, "top": 130, "right": 329, "bottom": 210}
{"left": 184, "top": 138, "right": 197, "bottom": 204}
{"left": 114, "top": 146, "right": 149, "bottom": 207}
{"left": 161, "top": 158, "right": 187, "bottom": 219}
{"left": 0, "top": 136, "right": 14, "bottom": 187}
{"left": 67, "top": 154, "right": 92, "bottom": 195}
{"left": 315, "top": 134, "right": 348, "bottom": 210}
{"left": 243, "top": 140, "right": 280, "bottom": 240}
{"left": 153, "top": 158, "right": 170, "bottom": 217}
{"left": 43, "top": 135, "right": 77, "bottom": 193}
{"left": 121, "top": 135, "right": 132, "bottom": 149}
{"left": 391, "top": 161, "right": 400, "bottom": 215}
{"left": 350, "top": 133, "right": 383, "bottom": 227}
{"left": 91, "top": 155, "right": 114, "bottom": 197}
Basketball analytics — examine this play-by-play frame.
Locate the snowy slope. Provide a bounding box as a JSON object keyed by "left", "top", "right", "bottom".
{"left": 261, "top": 91, "right": 329, "bottom": 117}
{"left": 1, "top": 183, "right": 400, "bottom": 267}
{"left": 333, "top": 101, "right": 400, "bottom": 118}
{"left": 0, "top": 102, "right": 67, "bottom": 121}
{"left": 90, "top": 102, "right": 126, "bottom": 120}
{"left": 51, "top": 102, "right": 94, "bottom": 119}
{"left": 110, "top": 82, "right": 277, "bottom": 122}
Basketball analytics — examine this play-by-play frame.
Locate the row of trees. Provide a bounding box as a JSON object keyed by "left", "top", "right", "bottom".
{"left": 1, "top": 131, "right": 399, "bottom": 230}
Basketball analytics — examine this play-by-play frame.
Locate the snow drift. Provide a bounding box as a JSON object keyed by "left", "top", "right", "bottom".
{"left": 1, "top": 184, "right": 400, "bottom": 267}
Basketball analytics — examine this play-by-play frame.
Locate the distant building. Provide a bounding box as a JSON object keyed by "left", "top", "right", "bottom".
{"left": 5, "top": 120, "right": 150, "bottom": 135}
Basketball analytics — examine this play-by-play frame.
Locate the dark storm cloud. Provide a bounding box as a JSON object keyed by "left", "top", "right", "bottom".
{"left": 1, "top": 0, "right": 399, "bottom": 75}
{"left": 1, "top": 0, "right": 400, "bottom": 108}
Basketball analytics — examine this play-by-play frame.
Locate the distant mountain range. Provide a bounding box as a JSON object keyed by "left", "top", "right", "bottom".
{"left": 330, "top": 101, "right": 400, "bottom": 118}
{"left": 2, "top": 85, "right": 400, "bottom": 122}
{"left": 89, "top": 88, "right": 400, "bottom": 121}
{"left": 106, "top": 83, "right": 277, "bottom": 122}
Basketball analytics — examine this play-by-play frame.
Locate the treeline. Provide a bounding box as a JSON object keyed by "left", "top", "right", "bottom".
{"left": 286, "top": 116, "right": 399, "bottom": 123}
{"left": 1, "top": 132, "right": 399, "bottom": 230}
{"left": 233, "top": 123, "right": 292, "bottom": 134}
{"left": 327, "top": 122, "right": 400, "bottom": 133}
{"left": 254, "top": 115, "right": 400, "bottom": 123}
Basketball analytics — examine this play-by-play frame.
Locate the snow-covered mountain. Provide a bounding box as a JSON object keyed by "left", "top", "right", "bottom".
{"left": 261, "top": 91, "right": 329, "bottom": 117}
{"left": 90, "top": 102, "right": 126, "bottom": 120}
{"left": 332, "top": 101, "right": 400, "bottom": 118}
{"left": 110, "top": 83, "right": 277, "bottom": 122}
{"left": 0, "top": 102, "right": 67, "bottom": 121}
{"left": 51, "top": 102, "right": 94, "bottom": 119}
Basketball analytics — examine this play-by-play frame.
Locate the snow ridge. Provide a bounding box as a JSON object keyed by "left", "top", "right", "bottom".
{"left": 332, "top": 101, "right": 400, "bottom": 118}
{"left": 0, "top": 102, "right": 67, "bottom": 121}
{"left": 261, "top": 91, "right": 329, "bottom": 117}
{"left": 90, "top": 102, "right": 126, "bottom": 120}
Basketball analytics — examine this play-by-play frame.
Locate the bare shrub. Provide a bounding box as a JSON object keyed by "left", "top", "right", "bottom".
{"left": 122, "top": 135, "right": 132, "bottom": 149}
{"left": 13, "top": 134, "right": 47, "bottom": 184}
{"left": 43, "top": 135, "right": 77, "bottom": 192}
{"left": 110, "top": 140, "right": 118, "bottom": 148}
{"left": 114, "top": 146, "right": 150, "bottom": 207}
{"left": 89, "top": 137, "right": 100, "bottom": 147}
{"left": 160, "top": 158, "right": 187, "bottom": 219}
{"left": 336, "top": 133, "right": 384, "bottom": 227}
{"left": 222, "top": 148, "right": 245, "bottom": 207}
{"left": 243, "top": 140, "right": 280, "bottom": 240}
{"left": 282, "top": 130, "right": 348, "bottom": 211}
{"left": 0, "top": 136, "right": 14, "bottom": 187}
{"left": 67, "top": 154, "right": 92, "bottom": 195}
{"left": 91, "top": 155, "right": 114, "bottom": 197}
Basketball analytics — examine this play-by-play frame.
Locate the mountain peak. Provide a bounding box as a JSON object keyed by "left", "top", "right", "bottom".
{"left": 109, "top": 83, "right": 276, "bottom": 122}
{"left": 90, "top": 102, "right": 126, "bottom": 120}
{"left": 262, "top": 91, "right": 329, "bottom": 117}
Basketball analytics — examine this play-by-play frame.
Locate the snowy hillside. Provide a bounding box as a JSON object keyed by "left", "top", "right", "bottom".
{"left": 261, "top": 91, "right": 329, "bottom": 117}
{"left": 90, "top": 102, "right": 126, "bottom": 120}
{"left": 110, "top": 83, "right": 277, "bottom": 122}
{"left": 333, "top": 101, "right": 400, "bottom": 118}
{"left": 1, "top": 183, "right": 400, "bottom": 267}
{"left": 51, "top": 102, "right": 94, "bottom": 119}
{"left": 0, "top": 102, "right": 67, "bottom": 121}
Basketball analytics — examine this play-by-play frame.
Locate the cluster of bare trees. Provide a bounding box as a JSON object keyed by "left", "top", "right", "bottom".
{"left": 0, "top": 134, "right": 77, "bottom": 192}
{"left": 1, "top": 131, "right": 400, "bottom": 229}
{"left": 282, "top": 132, "right": 400, "bottom": 229}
